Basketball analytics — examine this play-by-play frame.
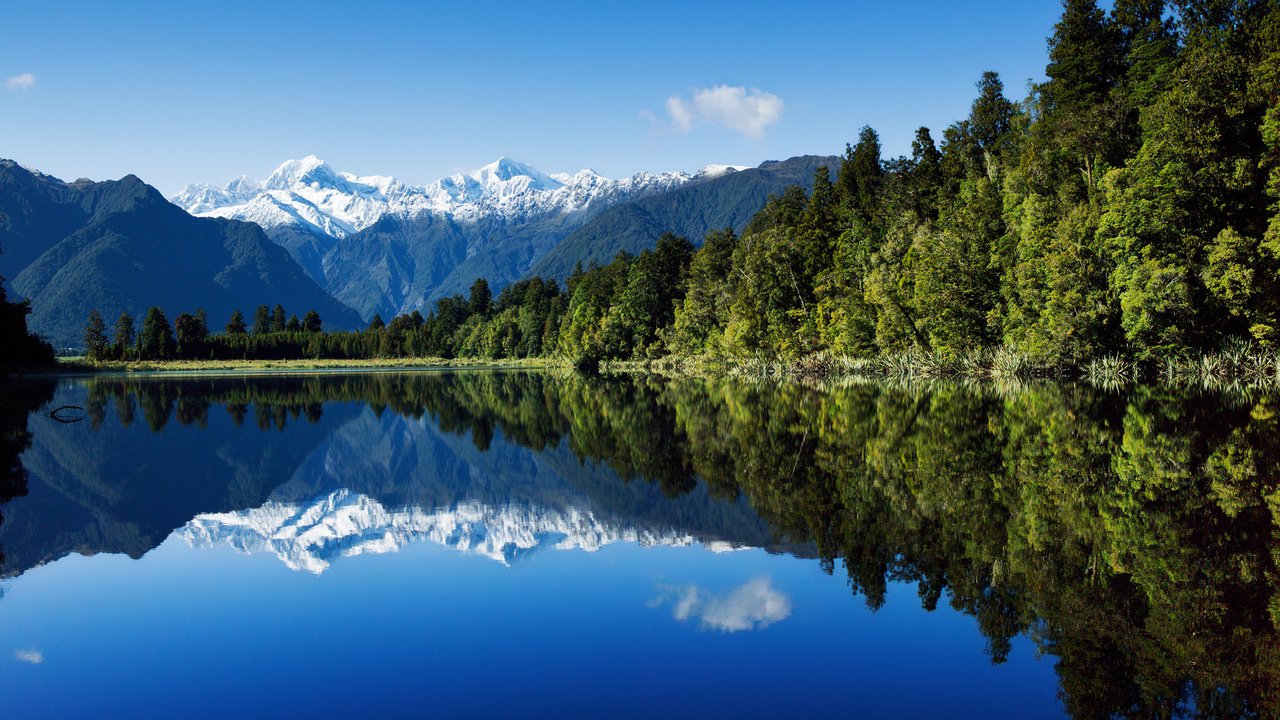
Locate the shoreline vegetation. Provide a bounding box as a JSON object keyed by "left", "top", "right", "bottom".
{"left": 41, "top": 343, "right": 1280, "bottom": 391}
{"left": 605, "top": 345, "right": 1280, "bottom": 390}
{"left": 48, "top": 356, "right": 561, "bottom": 375}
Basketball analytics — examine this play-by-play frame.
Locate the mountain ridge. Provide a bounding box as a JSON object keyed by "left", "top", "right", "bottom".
{"left": 0, "top": 160, "right": 363, "bottom": 346}
{"left": 174, "top": 155, "right": 705, "bottom": 237}
{"left": 531, "top": 155, "right": 838, "bottom": 280}
{"left": 173, "top": 155, "right": 818, "bottom": 320}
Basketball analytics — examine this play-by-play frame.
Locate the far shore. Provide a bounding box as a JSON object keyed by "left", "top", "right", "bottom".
{"left": 7, "top": 346, "right": 1278, "bottom": 389}
{"left": 32, "top": 356, "right": 564, "bottom": 377}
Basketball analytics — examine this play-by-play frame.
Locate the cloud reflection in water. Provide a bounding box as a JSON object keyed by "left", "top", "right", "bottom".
{"left": 651, "top": 576, "right": 791, "bottom": 632}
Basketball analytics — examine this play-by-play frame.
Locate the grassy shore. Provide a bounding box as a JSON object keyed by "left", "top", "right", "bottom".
{"left": 43, "top": 344, "right": 1280, "bottom": 390}
{"left": 52, "top": 356, "right": 565, "bottom": 375}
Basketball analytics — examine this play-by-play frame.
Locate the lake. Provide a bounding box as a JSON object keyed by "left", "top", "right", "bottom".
{"left": 0, "top": 371, "right": 1276, "bottom": 718}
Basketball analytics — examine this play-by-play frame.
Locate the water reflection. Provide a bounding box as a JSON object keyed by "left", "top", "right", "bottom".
{"left": 651, "top": 577, "right": 792, "bottom": 632}
{"left": 1, "top": 370, "right": 1277, "bottom": 717}
{"left": 0, "top": 377, "right": 56, "bottom": 572}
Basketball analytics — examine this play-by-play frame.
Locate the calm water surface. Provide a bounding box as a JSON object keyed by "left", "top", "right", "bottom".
{"left": 0, "top": 371, "right": 1276, "bottom": 718}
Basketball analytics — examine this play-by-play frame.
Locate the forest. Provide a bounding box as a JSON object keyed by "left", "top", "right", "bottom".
{"left": 82, "top": 1, "right": 1280, "bottom": 376}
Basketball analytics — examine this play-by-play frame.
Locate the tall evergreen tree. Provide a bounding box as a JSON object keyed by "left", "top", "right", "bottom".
{"left": 1041, "top": 0, "right": 1123, "bottom": 187}
{"left": 140, "top": 307, "right": 175, "bottom": 360}
{"left": 837, "top": 126, "right": 885, "bottom": 223}
{"left": 113, "top": 313, "right": 136, "bottom": 359}
{"left": 970, "top": 71, "right": 1017, "bottom": 156}
{"left": 252, "top": 305, "right": 271, "bottom": 336}
{"left": 271, "top": 304, "right": 287, "bottom": 333}
{"left": 469, "top": 278, "right": 493, "bottom": 317}
{"left": 226, "top": 309, "right": 247, "bottom": 335}
{"left": 1111, "top": 0, "right": 1177, "bottom": 153}
{"left": 84, "top": 310, "right": 108, "bottom": 360}
{"left": 906, "top": 127, "right": 942, "bottom": 220}
{"left": 174, "top": 312, "right": 208, "bottom": 350}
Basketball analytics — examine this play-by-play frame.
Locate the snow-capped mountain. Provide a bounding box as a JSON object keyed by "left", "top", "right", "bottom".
{"left": 170, "top": 154, "right": 771, "bottom": 321}
{"left": 173, "top": 155, "right": 731, "bottom": 240}
{"left": 174, "top": 155, "right": 430, "bottom": 239}
{"left": 177, "top": 488, "right": 748, "bottom": 573}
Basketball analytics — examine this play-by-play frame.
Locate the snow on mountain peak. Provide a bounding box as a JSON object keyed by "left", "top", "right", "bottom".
{"left": 475, "top": 156, "right": 562, "bottom": 189}
{"left": 263, "top": 154, "right": 340, "bottom": 191}
{"left": 172, "top": 155, "right": 738, "bottom": 239}
{"left": 225, "top": 175, "right": 257, "bottom": 195}
{"left": 176, "top": 489, "right": 732, "bottom": 573}
{"left": 696, "top": 163, "right": 751, "bottom": 179}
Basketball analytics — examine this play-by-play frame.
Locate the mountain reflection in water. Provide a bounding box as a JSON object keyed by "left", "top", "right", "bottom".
{"left": 1, "top": 370, "right": 1277, "bottom": 718}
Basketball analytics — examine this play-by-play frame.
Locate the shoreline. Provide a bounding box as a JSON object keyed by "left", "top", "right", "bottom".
{"left": 20, "top": 356, "right": 565, "bottom": 378}
{"left": 8, "top": 345, "right": 1280, "bottom": 389}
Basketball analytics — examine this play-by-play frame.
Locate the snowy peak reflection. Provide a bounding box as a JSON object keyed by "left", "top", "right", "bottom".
{"left": 164, "top": 373, "right": 780, "bottom": 572}
{"left": 179, "top": 489, "right": 730, "bottom": 572}
{"left": 0, "top": 373, "right": 784, "bottom": 580}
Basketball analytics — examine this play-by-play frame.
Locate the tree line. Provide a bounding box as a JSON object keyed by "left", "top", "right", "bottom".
{"left": 84, "top": 304, "right": 329, "bottom": 361}
{"left": 84, "top": 1, "right": 1280, "bottom": 370}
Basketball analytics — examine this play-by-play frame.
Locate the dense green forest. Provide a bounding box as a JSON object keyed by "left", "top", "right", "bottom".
{"left": 83, "top": 1, "right": 1280, "bottom": 374}
{"left": 543, "top": 0, "right": 1280, "bottom": 368}
{"left": 40, "top": 370, "right": 1280, "bottom": 715}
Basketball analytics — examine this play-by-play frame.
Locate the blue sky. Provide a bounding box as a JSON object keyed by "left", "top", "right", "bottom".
{"left": 1, "top": 1, "right": 1067, "bottom": 195}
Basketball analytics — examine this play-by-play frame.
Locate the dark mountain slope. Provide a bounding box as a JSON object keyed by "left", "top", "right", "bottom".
{"left": 318, "top": 156, "right": 838, "bottom": 320}
{"left": 322, "top": 212, "right": 471, "bottom": 320}
{"left": 0, "top": 161, "right": 362, "bottom": 347}
{"left": 529, "top": 155, "right": 838, "bottom": 280}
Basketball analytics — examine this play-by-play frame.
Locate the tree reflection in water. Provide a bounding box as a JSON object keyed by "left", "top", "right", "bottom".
{"left": 2, "top": 370, "right": 1277, "bottom": 717}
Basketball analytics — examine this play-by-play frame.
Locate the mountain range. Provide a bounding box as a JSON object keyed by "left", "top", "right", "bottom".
{"left": 175, "top": 154, "right": 837, "bottom": 320}
{"left": 0, "top": 151, "right": 838, "bottom": 345}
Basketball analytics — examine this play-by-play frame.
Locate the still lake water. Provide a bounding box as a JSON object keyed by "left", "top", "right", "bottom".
{"left": 0, "top": 371, "right": 1276, "bottom": 719}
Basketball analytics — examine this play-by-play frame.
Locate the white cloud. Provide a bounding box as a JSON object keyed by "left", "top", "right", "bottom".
{"left": 665, "top": 96, "right": 696, "bottom": 133}
{"left": 652, "top": 576, "right": 791, "bottom": 632}
{"left": 15, "top": 649, "right": 43, "bottom": 664}
{"left": 5, "top": 73, "right": 35, "bottom": 90}
{"left": 659, "top": 85, "right": 783, "bottom": 139}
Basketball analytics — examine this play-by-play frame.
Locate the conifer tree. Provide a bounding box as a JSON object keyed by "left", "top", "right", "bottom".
{"left": 252, "top": 306, "right": 271, "bottom": 336}
{"left": 113, "top": 313, "right": 136, "bottom": 360}
{"left": 226, "top": 310, "right": 247, "bottom": 335}
{"left": 84, "top": 310, "right": 108, "bottom": 360}
{"left": 140, "top": 307, "right": 175, "bottom": 360}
